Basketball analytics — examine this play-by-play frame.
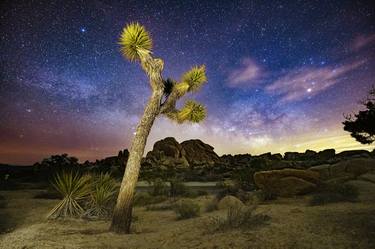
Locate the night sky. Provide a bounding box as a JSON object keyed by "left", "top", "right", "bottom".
{"left": 1, "top": 0, "right": 374, "bottom": 165}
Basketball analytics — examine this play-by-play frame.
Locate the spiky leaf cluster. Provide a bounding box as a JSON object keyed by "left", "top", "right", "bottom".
{"left": 163, "top": 78, "right": 176, "bottom": 96}
{"left": 48, "top": 171, "right": 92, "bottom": 219}
{"left": 119, "top": 22, "right": 152, "bottom": 62}
{"left": 177, "top": 100, "right": 206, "bottom": 123}
{"left": 181, "top": 65, "right": 207, "bottom": 92}
{"left": 85, "top": 173, "right": 118, "bottom": 219}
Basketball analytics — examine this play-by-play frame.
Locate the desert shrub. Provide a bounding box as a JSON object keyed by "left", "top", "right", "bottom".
{"left": 215, "top": 181, "right": 240, "bottom": 200}
{"left": 174, "top": 199, "right": 200, "bottom": 219}
{"left": 83, "top": 173, "right": 118, "bottom": 219}
{"left": 310, "top": 183, "right": 359, "bottom": 206}
{"left": 169, "top": 179, "right": 188, "bottom": 197}
{"left": 47, "top": 171, "right": 91, "bottom": 219}
{"left": 150, "top": 178, "right": 169, "bottom": 196}
{"left": 134, "top": 192, "right": 167, "bottom": 206}
{"left": 207, "top": 204, "right": 270, "bottom": 232}
{"left": 232, "top": 168, "right": 256, "bottom": 191}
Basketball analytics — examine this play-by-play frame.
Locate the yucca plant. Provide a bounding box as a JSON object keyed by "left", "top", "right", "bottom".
{"left": 111, "top": 22, "right": 208, "bottom": 233}
{"left": 84, "top": 173, "right": 118, "bottom": 219}
{"left": 47, "top": 171, "right": 91, "bottom": 219}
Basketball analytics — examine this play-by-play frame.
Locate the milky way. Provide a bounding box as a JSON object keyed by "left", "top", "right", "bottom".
{"left": 1, "top": 0, "right": 374, "bottom": 164}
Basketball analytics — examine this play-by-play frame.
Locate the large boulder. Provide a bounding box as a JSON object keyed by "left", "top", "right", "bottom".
{"left": 336, "top": 150, "right": 372, "bottom": 159}
{"left": 284, "top": 152, "right": 304, "bottom": 161}
{"left": 359, "top": 172, "right": 375, "bottom": 184}
{"left": 181, "top": 139, "right": 220, "bottom": 168}
{"left": 144, "top": 137, "right": 189, "bottom": 169}
{"left": 316, "top": 149, "right": 335, "bottom": 161}
{"left": 217, "top": 195, "right": 245, "bottom": 210}
{"left": 254, "top": 169, "right": 320, "bottom": 197}
{"left": 331, "top": 158, "right": 375, "bottom": 178}
{"left": 304, "top": 149, "right": 317, "bottom": 159}
{"left": 309, "top": 164, "right": 331, "bottom": 180}
{"left": 346, "top": 180, "right": 375, "bottom": 201}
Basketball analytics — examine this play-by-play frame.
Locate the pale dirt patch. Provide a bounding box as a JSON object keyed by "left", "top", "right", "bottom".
{"left": 1, "top": 190, "right": 374, "bottom": 249}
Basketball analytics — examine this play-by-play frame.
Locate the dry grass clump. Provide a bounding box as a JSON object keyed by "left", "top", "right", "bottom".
{"left": 207, "top": 204, "right": 270, "bottom": 232}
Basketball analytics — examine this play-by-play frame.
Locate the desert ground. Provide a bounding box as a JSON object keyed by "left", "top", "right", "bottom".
{"left": 1, "top": 185, "right": 374, "bottom": 249}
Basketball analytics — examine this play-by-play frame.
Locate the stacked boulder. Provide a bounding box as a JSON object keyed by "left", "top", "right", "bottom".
{"left": 253, "top": 169, "right": 320, "bottom": 197}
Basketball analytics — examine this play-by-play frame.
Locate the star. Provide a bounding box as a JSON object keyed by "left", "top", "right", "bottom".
{"left": 80, "top": 27, "right": 86, "bottom": 33}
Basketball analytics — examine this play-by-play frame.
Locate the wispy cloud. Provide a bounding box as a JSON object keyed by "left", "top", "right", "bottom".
{"left": 351, "top": 33, "right": 375, "bottom": 51}
{"left": 227, "top": 58, "right": 264, "bottom": 87}
{"left": 265, "top": 60, "right": 366, "bottom": 103}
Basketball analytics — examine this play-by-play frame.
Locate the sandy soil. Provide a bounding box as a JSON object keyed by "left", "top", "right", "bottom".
{"left": 0, "top": 189, "right": 374, "bottom": 249}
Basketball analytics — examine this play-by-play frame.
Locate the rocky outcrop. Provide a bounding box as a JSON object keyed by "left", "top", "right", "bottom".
{"left": 336, "top": 150, "right": 372, "bottom": 159}
{"left": 254, "top": 169, "right": 320, "bottom": 197}
{"left": 143, "top": 137, "right": 189, "bottom": 169}
{"left": 309, "top": 158, "right": 375, "bottom": 181}
{"left": 142, "top": 137, "right": 220, "bottom": 170}
{"left": 181, "top": 139, "right": 220, "bottom": 168}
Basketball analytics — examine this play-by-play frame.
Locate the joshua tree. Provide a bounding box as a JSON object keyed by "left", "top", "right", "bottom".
{"left": 343, "top": 86, "right": 375, "bottom": 144}
{"left": 110, "top": 23, "right": 207, "bottom": 233}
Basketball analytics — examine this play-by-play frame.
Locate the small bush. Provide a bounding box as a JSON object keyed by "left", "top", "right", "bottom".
{"left": 170, "top": 179, "right": 188, "bottom": 197}
{"left": 215, "top": 181, "right": 240, "bottom": 200}
{"left": 205, "top": 199, "right": 218, "bottom": 212}
{"left": 150, "top": 178, "right": 169, "bottom": 196}
{"left": 174, "top": 199, "right": 200, "bottom": 219}
{"left": 207, "top": 204, "right": 269, "bottom": 232}
{"left": 47, "top": 171, "right": 92, "bottom": 219}
{"left": 310, "top": 183, "right": 359, "bottom": 206}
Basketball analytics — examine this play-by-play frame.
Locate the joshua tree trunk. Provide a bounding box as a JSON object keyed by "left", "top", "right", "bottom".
{"left": 110, "top": 89, "right": 163, "bottom": 233}
{"left": 111, "top": 22, "right": 207, "bottom": 234}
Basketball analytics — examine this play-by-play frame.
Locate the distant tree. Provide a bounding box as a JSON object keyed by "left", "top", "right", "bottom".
{"left": 343, "top": 86, "right": 375, "bottom": 144}
{"left": 110, "top": 23, "right": 208, "bottom": 233}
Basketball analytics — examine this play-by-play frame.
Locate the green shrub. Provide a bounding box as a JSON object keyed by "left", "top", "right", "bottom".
{"left": 215, "top": 180, "right": 240, "bottom": 200}
{"left": 150, "top": 178, "right": 169, "bottom": 196}
{"left": 47, "top": 171, "right": 92, "bottom": 219}
{"left": 174, "top": 199, "right": 200, "bottom": 219}
{"left": 310, "top": 183, "right": 359, "bottom": 206}
{"left": 84, "top": 173, "right": 118, "bottom": 219}
{"left": 207, "top": 204, "right": 269, "bottom": 231}
{"left": 170, "top": 179, "right": 188, "bottom": 197}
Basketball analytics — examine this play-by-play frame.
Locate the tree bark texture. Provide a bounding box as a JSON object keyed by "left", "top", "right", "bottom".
{"left": 110, "top": 89, "right": 163, "bottom": 233}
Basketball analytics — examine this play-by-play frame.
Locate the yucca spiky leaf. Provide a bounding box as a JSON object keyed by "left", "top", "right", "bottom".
{"left": 181, "top": 65, "right": 207, "bottom": 92}
{"left": 84, "top": 173, "right": 118, "bottom": 219}
{"left": 119, "top": 22, "right": 152, "bottom": 62}
{"left": 47, "top": 171, "right": 92, "bottom": 219}
{"left": 177, "top": 100, "right": 206, "bottom": 123}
